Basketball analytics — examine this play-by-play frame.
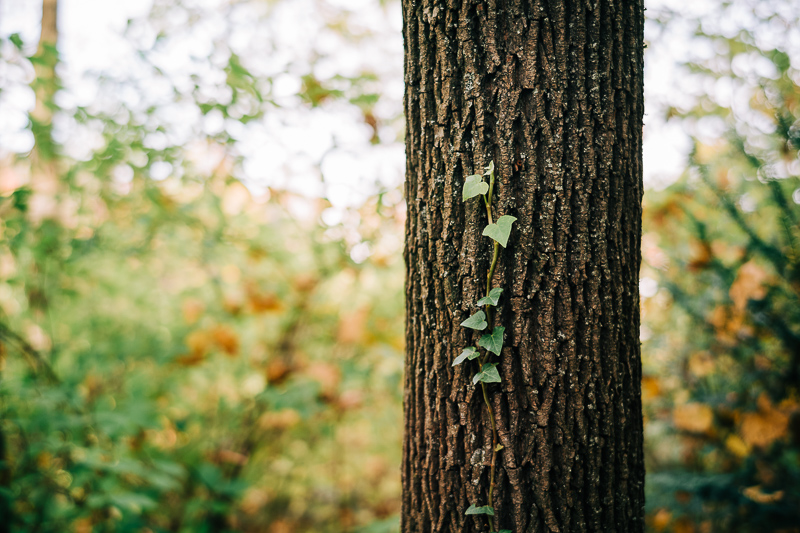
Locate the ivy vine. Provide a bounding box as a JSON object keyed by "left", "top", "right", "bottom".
{"left": 455, "top": 161, "right": 515, "bottom": 533}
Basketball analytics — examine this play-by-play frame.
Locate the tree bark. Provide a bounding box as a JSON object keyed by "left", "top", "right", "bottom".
{"left": 401, "top": 1, "right": 645, "bottom": 532}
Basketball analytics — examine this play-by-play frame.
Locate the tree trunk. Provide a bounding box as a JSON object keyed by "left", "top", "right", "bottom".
{"left": 401, "top": 1, "right": 645, "bottom": 532}
{"left": 29, "top": 0, "right": 60, "bottom": 223}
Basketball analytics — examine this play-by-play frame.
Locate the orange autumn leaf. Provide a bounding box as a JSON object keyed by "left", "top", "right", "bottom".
{"left": 641, "top": 375, "right": 662, "bottom": 401}
{"left": 673, "top": 516, "right": 696, "bottom": 533}
{"left": 258, "top": 409, "right": 300, "bottom": 430}
{"left": 265, "top": 359, "right": 293, "bottom": 384}
{"left": 673, "top": 402, "right": 714, "bottom": 434}
{"left": 338, "top": 307, "right": 369, "bottom": 344}
{"left": 651, "top": 508, "right": 671, "bottom": 532}
{"left": 305, "top": 361, "right": 341, "bottom": 396}
{"left": 181, "top": 298, "right": 205, "bottom": 324}
{"left": 245, "top": 284, "right": 282, "bottom": 313}
{"left": 687, "top": 239, "right": 712, "bottom": 271}
{"left": 739, "top": 393, "right": 789, "bottom": 448}
{"left": 742, "top": 485, "right": 784, "bottom": 504}
{"left": 175, "top": 351, "right": 205, "bottom": 367}
{"left": 729, "top": 260, "right": 770, "bottom": 310}
{"left": 688, "top": 352, "right": 715, "bottom": 377}
{"left": 211, "top": 325, "right": 239, "bottom": 356}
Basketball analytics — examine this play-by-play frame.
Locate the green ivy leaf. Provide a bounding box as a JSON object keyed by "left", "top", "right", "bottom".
{"left": 465, "top": 504, "right": 495, "bottom": 516}
{"left": 483, "top": 160, "right": 495, "bottom": 176}
{"left": 477, "top": 287, "right": 504, "bottom": 307}
{"left": 482, "top": 215, "right": 517, "bottom": 248}
{"left": 9, "top": 33, "right": 24, "bottom": 50}
{"left": 460, "top": 310, "right": 487, "bottom": 330}
{"left": 477, "top": 326, "right": 504, "bottom": 355}
{"left": 462, "top": 174, "right": 489, "bottom": 201}
{"left": 472, "top": 363, "right": 501, "bottom": 385}
{"left": 498, "top": 530, "right": 513, "bottom": 533}
{"left": 453, "top": 347, "right": 480, "bottom": 366}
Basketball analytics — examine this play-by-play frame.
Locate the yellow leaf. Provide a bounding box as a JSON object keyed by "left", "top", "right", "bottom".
{"left": 725, "top": 434, "right": 750, "bottom": 458}
{"left": 673, "top": 403, "right": 714, "bottom": 434}
{"left": 742, "top": 485, "right": 784, "bottom": 504}
{"left": 688, "top": 352, "right": 715, "bottom": 377}
{"left": 258, "top": 409, "right": 300, "bottom": 430}
{"left": 185, "top": 329, "right": 213, "bottom": 356}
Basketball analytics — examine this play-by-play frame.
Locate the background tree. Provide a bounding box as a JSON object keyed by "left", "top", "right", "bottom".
{"left": 401, "top": 1, "right": 645, "bottom": 532}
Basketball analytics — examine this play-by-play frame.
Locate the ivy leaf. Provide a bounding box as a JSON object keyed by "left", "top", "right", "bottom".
{"left": 452, "top": 347, "right": 480, "bottom": 366}
{"left": 483, "top": 160, "right": 495, "bottom": 176}
{"left": 9, "top": 33, "right": 24, "bottom": 50}
{"left": 472, "top": 363, "right": 501, "bottom": 385}
{"left": 477, "top": 287, "right": 504, "bottom": 307}
{"left": 478, "top": 327, "right": 505, "bottom": 355}
{"left": 460, "top": 310, "right": 487, "bottom": 330}
{"left": 482, "top": 215, "right": 517, "bottom": 248}
{"left": 462, "top": 174, "right": 489, "bottom": 201}
{"left": 498, "top": 530, "right": 513, "bottom": 533}
{"left": 465, "top": 504, "right": 495, "bottom": 516}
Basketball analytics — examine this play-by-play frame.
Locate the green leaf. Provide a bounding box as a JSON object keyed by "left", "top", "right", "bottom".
{"left": 477, "top": 287, "right": 504, "bottom": 307}
{"left": 453, "top": 347, "right": 480, "bottom": 366}
{"left": 483, "top": 160, "right": 495, "bottom": 176}
{"left": 460, "top": 310, "right": 488, "bottom": 330}
{"left": 498, "top": 530, "right": 513, "bottom": 533}
{"left": 472, "top": 363, "right": 501, "bottom": 385}
{"left": 9, "top": 33, "right": 23, "bottom": 50}
{"left": 466, "top": 504, "right": 495, "bottom": 516}
{"left": 477, "top": 326, "right": 505, "bottom": 355}
{"left": 482, "top": 215, "right": 517, "bottom": 248}
{"left": 462, "top": 174, "right": 489, "bottom": 201}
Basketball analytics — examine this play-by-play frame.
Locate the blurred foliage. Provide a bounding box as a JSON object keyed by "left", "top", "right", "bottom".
{"left": 4, "top": 0, "right": 800, "bottom": 532}
{"left": 642, "top": 1, "right": 800, "bottom": 531}
{"left": 0, "top": 1, "right": 404, "bottom": 532}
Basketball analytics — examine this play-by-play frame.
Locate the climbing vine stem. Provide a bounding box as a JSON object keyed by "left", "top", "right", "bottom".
{"left": 456, "top": 161, "right": 516, "bottom": 533}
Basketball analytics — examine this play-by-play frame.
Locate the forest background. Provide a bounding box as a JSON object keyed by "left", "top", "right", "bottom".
{"left": 0, "top": 0, "right": 798, "bottom": 532}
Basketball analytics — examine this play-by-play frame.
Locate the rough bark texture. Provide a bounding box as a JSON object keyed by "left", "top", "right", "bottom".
{"left": 401, "top": 1, "right": 645, "bottom": 532}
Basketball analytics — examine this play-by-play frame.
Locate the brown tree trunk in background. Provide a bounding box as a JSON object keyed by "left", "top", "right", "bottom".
{"left": 29, "top": 0, "right": 60, "bottom": 222}
{"left": 401, "top": 1, "right": 645, "bottom": 532}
